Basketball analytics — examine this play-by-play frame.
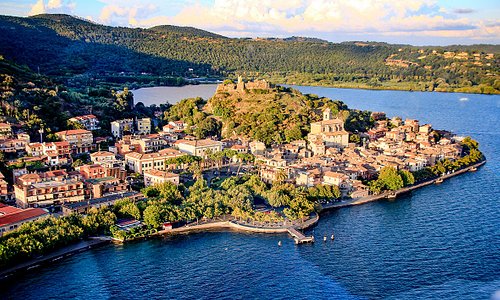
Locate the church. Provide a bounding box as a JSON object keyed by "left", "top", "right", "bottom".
{"left": 307, "top": 108, "right": 349, "bottom": 155}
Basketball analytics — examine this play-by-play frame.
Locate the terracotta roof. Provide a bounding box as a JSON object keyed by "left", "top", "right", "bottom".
{"left": 0, "top": 208, "right": 48, "bottom": 227}
{"left": 55, "top": 129, "right": 92, "bottom": 136}
{"left": 144, "top": 169, "right": 179, "bottom": 178}
{"left": 91, "top": 151, "right": 114, "bottom": 157}
{"left": 175, "top": 139, "right": 222, "bottom": 147}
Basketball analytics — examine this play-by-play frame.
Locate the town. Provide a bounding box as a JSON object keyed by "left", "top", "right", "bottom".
{"left": 0, "top": 79, "right": 483, "bottom": 242}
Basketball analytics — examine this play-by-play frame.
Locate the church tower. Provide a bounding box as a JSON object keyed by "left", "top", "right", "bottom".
{"left": 323, "top": 107, "right": 332, "bottom": 121}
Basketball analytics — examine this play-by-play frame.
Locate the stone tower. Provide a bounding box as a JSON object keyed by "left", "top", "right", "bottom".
{"left": 323, "top": 107, "right": 332, "bottom": 121}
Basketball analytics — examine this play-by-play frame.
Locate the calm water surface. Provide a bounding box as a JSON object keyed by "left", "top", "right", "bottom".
{"left": 3, "top": 86, "right": 499, "bottom": 300}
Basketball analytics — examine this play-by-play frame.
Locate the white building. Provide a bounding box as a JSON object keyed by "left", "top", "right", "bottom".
{"left": 175, "top": 139, "right": 223, "bottom": 158}
{"left": 143, "top": 170, "right": 180, "bottom": 186}
{"left": 111, "top": 119, "right": 134, "bottom": 139}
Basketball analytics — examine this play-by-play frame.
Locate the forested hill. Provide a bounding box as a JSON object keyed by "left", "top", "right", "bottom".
{"left": 0, "top": 14, "right": 499, "bottom": 94}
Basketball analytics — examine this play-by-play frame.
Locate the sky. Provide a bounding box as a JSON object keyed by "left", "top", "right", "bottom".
{"left": 0, "top": 0, "right": 499, "bottom": 45}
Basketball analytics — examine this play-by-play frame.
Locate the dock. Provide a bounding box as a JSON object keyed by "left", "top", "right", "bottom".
{"left": 287, "top": 227, "right": 315, "bottom": 244}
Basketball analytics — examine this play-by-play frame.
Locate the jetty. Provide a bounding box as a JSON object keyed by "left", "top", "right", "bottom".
{"left": 287, "top": 227, "right": 315, "bottom": 244}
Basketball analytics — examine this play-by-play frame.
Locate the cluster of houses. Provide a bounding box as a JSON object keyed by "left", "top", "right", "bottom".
{"left": 0, "top": 101, "right": 466, "bottom": 235}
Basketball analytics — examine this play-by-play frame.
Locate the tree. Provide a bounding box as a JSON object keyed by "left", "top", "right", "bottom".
{"left": 143, "top": 205, "right": 163, "bottom": 228}
{"left": 399, "top": 170, "right": 415, "bottom": 186}
{"left": 119, "top": 202, "right": 141, "bottom": 220}
{"left": 378, "top": 167, "right": 404, "bottom": 191}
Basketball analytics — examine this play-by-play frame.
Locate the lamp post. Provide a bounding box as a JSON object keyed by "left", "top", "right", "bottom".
{"left": 38, "top": 127, "right": 44, "bottom": 143}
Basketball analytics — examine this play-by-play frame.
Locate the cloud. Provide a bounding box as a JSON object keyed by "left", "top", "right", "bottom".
{"left": 453, "top": 8, "right": 475, "bottom": 14}
{"left": 28, "top": 0, "right": 76, "bottom": 16}
{"left": 29, "top": 0, "right": 46, "bottom": 15}
{"left": 94, "top": 0, "right": 500, "bottom": 43}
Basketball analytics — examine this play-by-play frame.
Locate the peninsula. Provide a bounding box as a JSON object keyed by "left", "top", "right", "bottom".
{"left": 0, "top": 70, "right": 485, "bottom": 274}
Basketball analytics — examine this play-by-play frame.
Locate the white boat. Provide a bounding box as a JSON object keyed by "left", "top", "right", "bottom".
{"left": 459, "top": 97, "right": 469, "bottom": 101}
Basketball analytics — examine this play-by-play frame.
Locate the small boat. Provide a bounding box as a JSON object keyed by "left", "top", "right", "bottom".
{"left": 387, "top": 193, "right": 397, "bottom": 199}
{"left": 331, "top": 234, "right": 335, "bottom": 240}
{"left": 470, "top": 167, "right": 477, "bottom": 172}
{"left": 323, "top": 236, "right": 327, "bottom": 242}
{"left": 435, "top": 178, "right": 444, "bottom": 184}
{"left": 459, "top": 97, "right": 469, "bottom": 101}
{"left": 278, "top": 241, "right": 282, "bottom": 247}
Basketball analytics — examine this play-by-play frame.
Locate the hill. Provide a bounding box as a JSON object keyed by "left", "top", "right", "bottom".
{"left": 0, "top": 14, "right": 498, "bottom": 94}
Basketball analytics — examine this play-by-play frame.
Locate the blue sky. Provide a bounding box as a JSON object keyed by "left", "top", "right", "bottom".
{"left": 0, "top": 0, "right": 498, "bottom": 45}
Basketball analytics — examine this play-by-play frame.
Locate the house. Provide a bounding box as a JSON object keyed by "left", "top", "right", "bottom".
{"left": 231, "top": 144, "right": 249, "bottom": 153}
{"left": 175, "top": 139, "right": 223, "bottom": 158}
{"left": 249, "top": 141, "right": 266, "bottom": 155}
{"left": 143, "top": 169, "right": 180, "bottom": 186}
{"left": 55, "top": 129, "right": 94, "bottom": 154}
{"left": 14, "top": 170, "right": 85, "bottom": 208}
{"left": 0, "top": 172, "right": 8, "bottom": 201}
{"left": 136, "top": 118, "right": 151, "bottom": 135}
{"left": 125, "top": 148, "right": 184, "bottom": 174}
{"left": 0, "top": 133, "right": 30, "bottom": 154}
{"left": 0, "top": 204, "right": 49, "bottom": 236}
{"left": 323, "top": 171, "right": 352, "bottom": 196}
{"left": 0, "top": 123, "right": 12, "bottom": 138}
{"left": 26, "top": 141, "right": 72, "bottom": 166}
{"left": 90, "top": 151, "right": 115, "bottom": 163}
{"left": 85, "top": 176, "right": 128, "bottom": 199}
{"left": 111, "top": 119, "right": 134, "bottom": 138}
{"left": 68, "top": 115, "right": 100, "bottom": 131}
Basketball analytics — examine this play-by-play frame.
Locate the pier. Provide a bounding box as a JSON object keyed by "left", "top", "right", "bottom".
{"left": 287, "top": 227, "right": 315, "bottom": 244}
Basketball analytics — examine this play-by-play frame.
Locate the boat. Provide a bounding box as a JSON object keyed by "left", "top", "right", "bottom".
{"left": 323, "top": 236, "right": 327, "bottom": 242}
{"left": 470, "top": 167, "right": 477, "bottom": 172}
{"left": 459, "top": 97, "right": 469, "bottom": 101}
{"left": 435, "top": 178, "right": 444, "bottom": 184}
{"left": 278, "top": 241, "right": 282, "bottom": 247}
{"left": 387, "top": 193, "right": 397, "bottom": 199}
{"left": 331, "top": 234, "right": 335, "bottom": 240}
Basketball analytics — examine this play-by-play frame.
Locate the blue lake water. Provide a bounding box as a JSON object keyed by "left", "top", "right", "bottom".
{"left": 3, "top": 86, "right": 500, "bottom": 300}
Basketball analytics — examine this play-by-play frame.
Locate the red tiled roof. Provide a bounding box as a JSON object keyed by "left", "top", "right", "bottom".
{"left": 0, "top": 208, "right": 48, "bottom": 227}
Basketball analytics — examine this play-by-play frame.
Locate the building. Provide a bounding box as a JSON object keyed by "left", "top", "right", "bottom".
{"left": 136, "top": 118, "right": 151, "bottom": 135}
{"left": 85, "top": 176, "right": 128, "bottom": 199}
{"left": 323, "top": 171, "right": 352, "bottom": 196}
{"left": 55, "top": 129, "right": 94, "bottom": 154}
{"left": 307, "top": 108, "right": 349, "bottom": 150}
{"left": 0, "top": 204, "right": 49, "bottom": 236}
{"left": 0, "top": 123, "right": 13, "bottom": 138}
{"left": 111, "top": 119, "right": 134, "bottom": 138}
{"left": 175, "top": 139, "right": 223, "bottom": 158}
{"left": 14, "top": 170, "right": 85, "bottom": 208}
{"left": 90, "top": 151, "right": 115, "bottom": 164}
{"left": 125, "top": 148, "right": 184, "bottom": 174}
{"left": 68, "top": 115, "right": 100, "bottom": 131}
{"left": 0, "top": 133, "right": 30, "bottom": 154}
{"left": 249, "top": 141, "right": 266, "bottom": 155}
{"left": 143, "top": 169, "right": 180, "bottom": 186}
{"left": 62, "top": 191, "right": 142, "bottom": 216}
{"left": 26, "top": 141, "right": 72, "bottom": 166}
{"left": 0, "top": 172, "right": 8, "bottom": 201}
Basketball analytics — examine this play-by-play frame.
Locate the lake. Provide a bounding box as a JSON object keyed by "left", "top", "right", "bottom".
{"left": 3, "top": 86, "right": 499, "bottom": 300}
{"left": 133, "top": 85, "right": 217, "bottom": 106}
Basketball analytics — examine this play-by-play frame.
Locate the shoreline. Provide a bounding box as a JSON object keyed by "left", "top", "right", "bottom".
{"left": 321, "top": 160, "right": 486, "bottom": 211}
{"left": 0, "top": 237, "right": 110, "bottom": 280}
{"left": 0, "top": 160, "right": 485, "bottom": 280}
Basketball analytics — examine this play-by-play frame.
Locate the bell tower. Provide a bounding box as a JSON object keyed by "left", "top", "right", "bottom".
{"left": 323, "top": 107, "right": 332, "bottom": 121}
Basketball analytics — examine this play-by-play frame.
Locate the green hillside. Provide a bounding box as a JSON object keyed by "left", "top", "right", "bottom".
{"left": 0, "top": 14, "right": 498, "bottom": 94}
